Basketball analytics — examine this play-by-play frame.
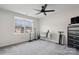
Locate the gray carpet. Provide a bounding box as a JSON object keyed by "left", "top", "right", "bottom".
{"left": 0, "top": 40, "right": 79, "bottom": 55}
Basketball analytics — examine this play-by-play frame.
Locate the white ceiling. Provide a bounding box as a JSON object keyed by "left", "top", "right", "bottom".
{"left": 0, "top": 4, "right": 79, "bottom": 18}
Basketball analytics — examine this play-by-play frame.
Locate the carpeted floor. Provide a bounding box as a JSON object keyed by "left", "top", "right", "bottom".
{"left": 0, "top": 40, "right": 79, "bottom": 55}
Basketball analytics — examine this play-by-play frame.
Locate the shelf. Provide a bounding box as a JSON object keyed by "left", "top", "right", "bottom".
{"left": 68, "top": 24, "right": 79, "bottom": 49}
{"left": 68, "top": 25, "right": 79, "bottom": 28}
{"left": 68, "top": 30, "right": 79, "bottom": 31}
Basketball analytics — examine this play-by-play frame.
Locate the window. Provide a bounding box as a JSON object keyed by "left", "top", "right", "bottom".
{"left": 15, "top": 17, "right": 33, "bottom": 33}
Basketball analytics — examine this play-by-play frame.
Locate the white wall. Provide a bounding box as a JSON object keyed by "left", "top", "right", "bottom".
{"left": 0, "top": 8, "right": 39, "bottom": 47}
{"left": 40, "top": 7, "right": 79, "bottom": 44}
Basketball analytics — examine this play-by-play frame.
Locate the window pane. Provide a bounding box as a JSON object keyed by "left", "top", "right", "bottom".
{"left": 15, "top": 17, "right": 33, "bottom": 33}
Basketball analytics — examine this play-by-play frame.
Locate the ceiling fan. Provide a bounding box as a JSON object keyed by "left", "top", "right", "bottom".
{"left": 34, "top": 4, "right": 55, "bottom": 16}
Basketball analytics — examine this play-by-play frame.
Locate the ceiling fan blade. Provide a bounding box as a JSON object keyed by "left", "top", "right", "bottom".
{"left": 43, "top": 4, "right": 47, "bottom": 10}
{"left": 34, "top": 9, "right": 41, "bottom": 11}
{"left": 36, "top": 12, "right": 41, "bottom": 15}
{"left": 44, "top": 12, "right": 47, "bottom": 15}
{"left": 45, "top": 10, "right": 55, "bottom": 12}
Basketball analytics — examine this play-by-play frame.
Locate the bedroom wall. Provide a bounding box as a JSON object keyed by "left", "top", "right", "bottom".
{"left": 40, "top": 7, "right": 79, "bottom": 44}
{"left": 0, "top": 8, "right": 39, "bottom": 47}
